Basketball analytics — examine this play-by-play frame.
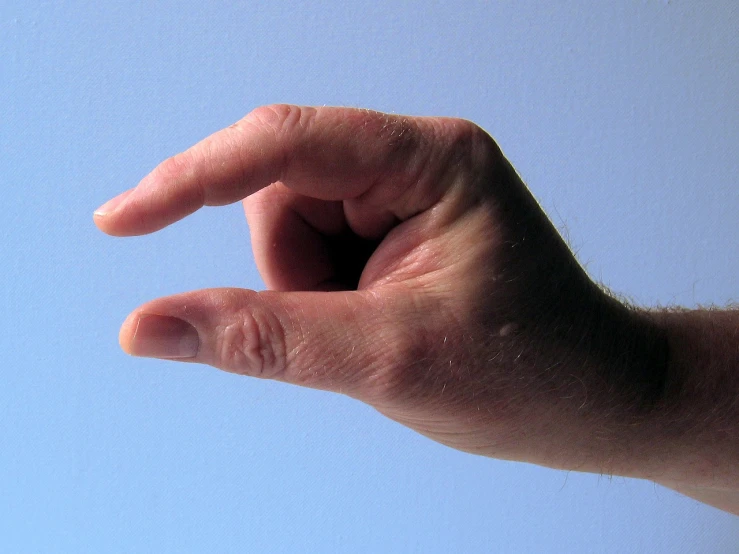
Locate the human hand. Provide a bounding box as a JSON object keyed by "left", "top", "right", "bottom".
{"left": 94, "top": 105, "right": 668, "bottom": 477}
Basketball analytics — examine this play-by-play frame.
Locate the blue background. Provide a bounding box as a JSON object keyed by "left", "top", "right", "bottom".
{"left": 1, "top": 1, "right": 737, "bottom": 552}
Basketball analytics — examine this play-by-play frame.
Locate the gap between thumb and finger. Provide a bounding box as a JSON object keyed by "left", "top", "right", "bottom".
{"left": 119, "top": 288, "right": 400, "bottom": 398}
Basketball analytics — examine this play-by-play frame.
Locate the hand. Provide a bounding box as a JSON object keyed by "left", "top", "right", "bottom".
{"left": 94, "top": 105, "right": 668, "bottom": 477}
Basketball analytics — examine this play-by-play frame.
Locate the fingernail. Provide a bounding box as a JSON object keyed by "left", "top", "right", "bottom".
{"left": 129, "top": 314, "right": 200, "bottom": 359}
{"left": 94, "top": 188, "right": 134, "bottom": 217}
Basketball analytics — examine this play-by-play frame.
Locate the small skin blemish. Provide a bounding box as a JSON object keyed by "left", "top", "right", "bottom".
{"left": 498, "top": 323, "right": 518, "bottom": 337}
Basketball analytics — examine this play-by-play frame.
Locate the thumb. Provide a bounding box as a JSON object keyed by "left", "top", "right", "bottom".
{"left": 119, "top": 288, "right": 398, "bottom": 397}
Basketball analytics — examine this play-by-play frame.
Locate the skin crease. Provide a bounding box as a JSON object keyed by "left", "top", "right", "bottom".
{"left": 95, "top": 105, "right": 739, "bottom": 515}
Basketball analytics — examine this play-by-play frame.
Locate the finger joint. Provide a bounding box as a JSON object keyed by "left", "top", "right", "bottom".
{"left": 216, "top": 308, "right": 288, "bottom": 379}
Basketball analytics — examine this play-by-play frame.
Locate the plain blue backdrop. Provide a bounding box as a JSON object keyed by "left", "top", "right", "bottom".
{"left": 1, "top": 1, "right": 737, "bottom": 552}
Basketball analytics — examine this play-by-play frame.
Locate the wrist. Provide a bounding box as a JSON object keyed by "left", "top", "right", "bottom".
{"left": 505, "top": 283, "right": 674, "bottom": 478}
{"left": 642, "top": 308, "right": 739, "bottom": 489}
{"left": 533, "top": 299, "right": 739, "bottom": 491}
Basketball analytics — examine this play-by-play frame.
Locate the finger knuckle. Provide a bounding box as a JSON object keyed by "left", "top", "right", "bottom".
{"left": 155, "top": 152, "right": 196, "bottom": 183}
{"left": 378, "top": 114, "right": 424, "bottom": 158}
{"left": 245, "top": 104, "right": 315, "bottom": 137}
{"left": 442, "top": 118, "right": 502, "bottom": 171}
{"left": 215, "top": 308, "right": 287, "bottom": 379}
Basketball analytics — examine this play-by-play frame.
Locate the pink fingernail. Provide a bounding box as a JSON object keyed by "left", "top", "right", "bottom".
{"left": 129, "top": 314, "right": 200, "bottom": 359}
{"left": 94, "top": 188, "right": 135, "bottom": 216}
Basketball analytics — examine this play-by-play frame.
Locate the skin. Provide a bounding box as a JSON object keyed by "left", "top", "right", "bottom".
{"left": 94, "top": 105, "right": 739, "bottom": 514}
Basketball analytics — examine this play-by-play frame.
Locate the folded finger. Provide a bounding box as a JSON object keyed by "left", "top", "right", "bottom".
{"left": 94, "top": 104, "right": 493, "bottom": 237}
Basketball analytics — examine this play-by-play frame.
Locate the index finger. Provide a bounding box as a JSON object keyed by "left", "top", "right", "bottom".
{"left": 93, "top": 104, "right": 493, "bottom": 237}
